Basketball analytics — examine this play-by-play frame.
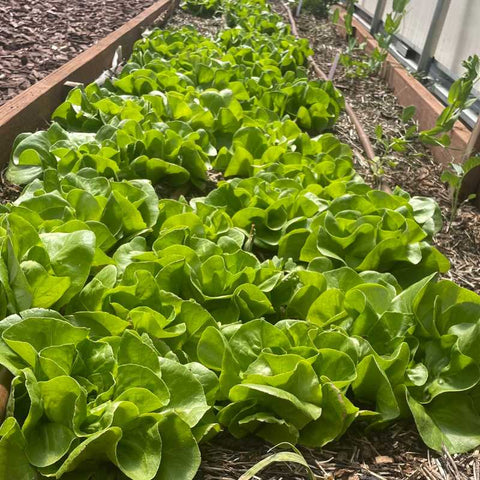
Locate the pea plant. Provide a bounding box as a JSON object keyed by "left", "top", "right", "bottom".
{"left": 339, "top": 0, "right": 410, "bottom": 77}
{"left": 370, "top": 105, "right": 417, "bottom": 187}
{"left": 441, "top": 156, "right": 480, "bottom": 228}
{"left": 420, "top": 55, "right": 480, "bottom": 148}
{"left": 343, "top": 0, "right": 356, "bottom": 38}
{"left": 371, "top": 0, "right": 410, "bottom": 73}
{"left": 373, "top": 55, "right": 480, "bottom": 220}
{"left": 424, "top": 55, "right": 480, "bottom": 222}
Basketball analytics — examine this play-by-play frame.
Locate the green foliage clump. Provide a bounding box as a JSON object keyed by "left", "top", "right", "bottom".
{"left": 301, "top": 0, "right": 337, "bottom": 19}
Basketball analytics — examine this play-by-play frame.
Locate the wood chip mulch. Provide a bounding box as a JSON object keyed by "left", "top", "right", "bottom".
{"left": 0, "top": 0, "right": 163, "bottom": 106}
{"left": 197, "top": 426, "right": 480, "bottom": 479}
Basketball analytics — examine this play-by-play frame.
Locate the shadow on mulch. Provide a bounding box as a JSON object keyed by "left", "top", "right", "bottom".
{"left": 197, "top": 425, "right": 479, "bottom": 479}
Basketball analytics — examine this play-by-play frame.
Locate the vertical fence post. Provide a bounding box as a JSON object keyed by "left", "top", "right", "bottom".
{"left": 370, "top": 0, "right": 387, "bottom": 35}
{"left": 417, "top": 0, "right": 451, "bottom": 74}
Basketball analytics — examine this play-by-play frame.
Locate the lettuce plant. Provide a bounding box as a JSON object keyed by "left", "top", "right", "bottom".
{"left": 195, "top": 274, "right": 480, "bottom": 452}
{"left": 0, "top": 311, "right": 211, "bottom": 479}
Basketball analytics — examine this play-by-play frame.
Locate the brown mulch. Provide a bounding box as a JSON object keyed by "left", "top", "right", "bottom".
{"left": 167, "top": 6, "right": 224, "bottom": 37}
{"left": 0, "top": 0, "right": 163, "bottom": 106}
{"left": 197, "top": 427, "right": 480, "bottom": 479}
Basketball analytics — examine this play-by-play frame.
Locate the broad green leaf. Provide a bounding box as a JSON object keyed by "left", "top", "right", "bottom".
{"left": 156, "top": 414, "right": 200, "bottom": 480}
{"left": 300, "top": 383, "right": 358, "bottom": 447}
{"left": 55, "top": 428, "right": 122, "bottom": 477}
{"left": 40, "top": 230, "right": 96, "bottom": 306}
{"left": 229, "top": 320, "right": 290, "bottom": 370}
{"left": 159, "top": 357, "right": 210, "bottom": 427}
{"left": 116, "top": 415, "right": 162, "bottom": 480}
{"left": 229, "top": 383, "right": 322, "bottom": 429}
{"left": 0, "top": 417, "right": 36, "bottom": 480}
{"left": 407, "top": 392, "right": 480, "bottom": 454}
{"left": 25, "top": 422, "right": 76, "bottom": 468}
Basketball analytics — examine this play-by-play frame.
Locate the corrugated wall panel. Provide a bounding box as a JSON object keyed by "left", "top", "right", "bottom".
{"left": 435, "top": 0, "right": 480, "bottom": 78}
{"left": 354, "top": 0, "right": 479, "bottom": 83}
{"left": 357, "top": 0, "right": 377, "bottom": 15}
{"left": 382, "top": 0, "right": 436, "bottom": 51}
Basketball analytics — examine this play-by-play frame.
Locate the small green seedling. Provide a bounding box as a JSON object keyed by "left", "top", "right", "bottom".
{"left": 239, "top": 443, "right": 315, "bottom": 480}
{"left": 340, "top": 0, "right": 410, "bottom": 77}
{"left": 370, "top": 105, "right": 417, "bottom": 187}
{"left": 441, "top": 156, "right": 480, "bottom": 229}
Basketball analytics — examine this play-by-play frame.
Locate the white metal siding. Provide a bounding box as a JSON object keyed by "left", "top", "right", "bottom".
{"left": 357, "top": 0, "right": 378, "bottom": 15}
{"left": 356, "top": 0, "right": 480, "bottom": 80}
{"left": 384, "top": 0, "right": 436, "bottom": 52}
{"left": 435, "top": 0, "right": 480, "bottom": 78}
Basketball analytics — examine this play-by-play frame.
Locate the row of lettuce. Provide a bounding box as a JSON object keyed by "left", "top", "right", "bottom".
{"left": 0, "top": 0, "right": 479, "bottom": 478}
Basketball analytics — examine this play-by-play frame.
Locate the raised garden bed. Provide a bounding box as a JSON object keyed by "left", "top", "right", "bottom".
{"left": 0, "top": 1, "right": 479, "bottom": 479}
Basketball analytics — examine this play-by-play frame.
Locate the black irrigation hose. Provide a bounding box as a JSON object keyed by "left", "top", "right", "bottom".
{"left": 281, "top": 1, "right": 377, "bottom": 162}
